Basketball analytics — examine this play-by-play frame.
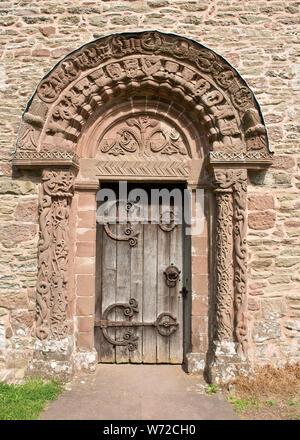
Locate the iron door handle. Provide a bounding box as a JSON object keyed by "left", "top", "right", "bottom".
{"left": 180, "top": 286, "right": 188, "bottom": 297}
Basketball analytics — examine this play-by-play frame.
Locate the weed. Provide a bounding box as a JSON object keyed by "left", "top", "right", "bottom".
{"left": 227, "top": 395, "right": 260, "bottom": 413}
{"left": 206, "top": 383, "right": 219, "bottom": 395}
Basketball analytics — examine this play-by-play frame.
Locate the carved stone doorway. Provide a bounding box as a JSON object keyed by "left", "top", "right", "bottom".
{"left": 95, "top": 183, "right": 187, "bottom": 364}
{"left": 13, "top": 31, "right": 273, "bottom": 380}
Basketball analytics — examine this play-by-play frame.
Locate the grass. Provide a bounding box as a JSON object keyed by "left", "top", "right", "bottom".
{"left": 224, "top": 362, "right": 300, "bottom": 420}
{"left": 0, "top": 378, "right": 64, "bottom": 420}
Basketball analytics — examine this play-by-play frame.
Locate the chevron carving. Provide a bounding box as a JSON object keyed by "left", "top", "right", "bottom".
{"left": 96, "top": 160, "right": 189, "bottom": 177}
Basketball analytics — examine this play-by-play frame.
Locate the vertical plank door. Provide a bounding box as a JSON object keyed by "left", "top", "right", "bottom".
{"left": 96, "top": 187, "right": 184, "bottom": 364}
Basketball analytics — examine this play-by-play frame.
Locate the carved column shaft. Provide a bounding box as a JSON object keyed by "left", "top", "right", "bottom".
{"left": 36, "top": 168, "right": 75, "bottom": 340}
{"left": 212, "top": 168, "right": 248, "bottom": 356}
{"left": 213, "top": 182, "right": 234, "bottom": 341}
{"left": 233, "top": 172, "right": 248, "bottom": 356}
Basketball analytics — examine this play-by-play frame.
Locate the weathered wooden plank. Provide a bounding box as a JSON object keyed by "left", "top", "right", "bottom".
{"left": 157, "top": 215, "right": 171, "bottom": 363}
{"left": 169, "top": 222, "right": 183, "bottom": 364}
{"left": 100, "top": 223, "right": 117, "bottom": 363}
{"left": 115, "top": 223, "right": 131, "bottom": 363}
{"left": 129, "top": 222, "right": 143, "bottom": 363}
{"left": 142, "top": 223, "right": 157, "bottom": 363}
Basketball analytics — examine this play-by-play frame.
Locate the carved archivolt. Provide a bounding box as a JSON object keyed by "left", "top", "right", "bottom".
{"left": 15, "top": 31, "right": 270, "bottom": 162}
{"left": 36, "top": 169, "right": 75, "bottom": 340}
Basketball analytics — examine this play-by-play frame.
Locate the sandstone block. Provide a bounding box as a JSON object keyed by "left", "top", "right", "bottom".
{"left": 58, "top": 16, "right": 80, "bottom": 25}
{"left": 0, "top": 293, "right": 28, "bottom": 310}
{"left": 0, "top": 224, "right": 36, "bottom": 242}
{"left": 261, "top": 298, "right": 287, "bottom": 319}
{"left": 273, "top": 172, "right": 292, "bottom": 185}
{"left": 14, "top": 200, "right": 38, "bottom": 222}
{"left": 275, "top": 257, "right": 299, "bottom": 267}
{"left": 284, "top": 320, "right": 300, "bottom": 332}
{"left": 76, "top": 332, "right": 93, "bottom": 351}
{"left": 268, "top": 276, "right": 290, "bottom": 284}
{"left": 111, "top": 16, "right": 139, "bottom": 25}
{"left": 0, "top": 179, "right": 35, "bottom": 195}
{"left": 253, "top": 320, "right": 281, "bottom": 342}
{"left": 11, "top": 310, "right": 35, "bottom": 331}
{"left": 271, "top": 155, "right": 296, "bottom": 170}
{"left": 5, "top": 327, "right": 13, "bottom": 338}
{"left": 248, "top": 298, "right": 260, "bottom": 311}
{"left": 248, "top": 211, "right": 276, "bottom": 230}
{"left": 88, "top": 16, "right": 107, "bottom": 27}
{"left": 32, "top": 49, "right": 51, "bottom": 57}
{"left": 39, "top": 26, "right": 56, "bottom": 37}
{"left": 248, "top": 195, "right": 274, "bottom": 211}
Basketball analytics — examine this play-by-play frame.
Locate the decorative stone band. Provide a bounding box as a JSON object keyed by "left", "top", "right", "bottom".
{"left": 212, "top": 168, "right": 248, "bottom": 357}
{"left": 13, "top": 150, "right": 80, "bottom": 169}
{"left": 209, "top": 151, "right": 273, "bottom": 169}
{"left": 96, "top": 158, "right": 189, "bottom": 178}
{"left": 36, "top": 168, "right": 76, "bottom": 340}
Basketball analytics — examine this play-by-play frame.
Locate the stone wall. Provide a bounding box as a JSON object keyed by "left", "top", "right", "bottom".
{"left": 0, "top": 0, "right": 299, "bottom": 380}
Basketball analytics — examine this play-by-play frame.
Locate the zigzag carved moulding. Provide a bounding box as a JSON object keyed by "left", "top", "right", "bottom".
{"left": 96, "top": 159, "right": 189, "bottom": 178}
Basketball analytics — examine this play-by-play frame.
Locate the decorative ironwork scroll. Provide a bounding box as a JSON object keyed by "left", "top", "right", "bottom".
{"left": 99, "top": 199, "right": 140, "bottom": 247}
{"left": 36, "top": 169, "right": 75, "bottom": 340}
{"left": 96, "top": 298, "right": 179, "bottom": 351}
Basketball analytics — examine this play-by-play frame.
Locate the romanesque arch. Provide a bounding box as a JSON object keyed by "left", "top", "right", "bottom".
{"left": 13, "top": 31, "right": 273, "bottom": 377}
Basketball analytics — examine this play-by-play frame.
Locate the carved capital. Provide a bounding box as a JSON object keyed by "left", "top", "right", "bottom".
{"left": 212, "top": 168, "right": 247, "bottom": 192}
{"left": 36, "top": 168, "right": 75, "bottom": 340}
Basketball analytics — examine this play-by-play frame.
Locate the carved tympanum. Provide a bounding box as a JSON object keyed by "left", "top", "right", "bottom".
{"left": 99, "top": 114, "right": 188, "bottom": 157}
{"left": 36, "top": 169, "right": 75, "bottom": 340}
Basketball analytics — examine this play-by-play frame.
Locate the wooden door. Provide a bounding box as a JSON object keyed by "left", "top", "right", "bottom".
{"left": 95, "top": 185, "right": 184, "bottom": 364}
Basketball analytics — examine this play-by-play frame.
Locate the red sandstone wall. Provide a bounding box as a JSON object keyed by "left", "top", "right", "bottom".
{"left": 0, "top": 0, "right": 299, "bottom": 377}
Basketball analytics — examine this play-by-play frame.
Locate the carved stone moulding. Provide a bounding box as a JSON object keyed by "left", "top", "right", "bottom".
{"left": 96, "top": 158, "right": 190, "bottom": 179}
{"left": 15, "top": 31, "right": 271, "bottom": 163}
{"left": 13, "top": 150, "right": 80, "bottom": 169}
{"left": 209, "top": 151, "right": 273, "bottom": 169}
